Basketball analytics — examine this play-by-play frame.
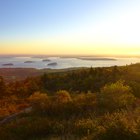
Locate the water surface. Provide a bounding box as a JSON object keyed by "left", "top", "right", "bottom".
{"left": 0, "top": 56, "right": 139, "bottom": 69}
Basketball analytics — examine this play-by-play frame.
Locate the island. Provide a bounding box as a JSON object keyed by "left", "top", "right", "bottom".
{"left": 2, "top": 63, "right": 14, "bottom": 66}
{"left": 42, "top": 59, "right": 51, "bottom": 62}
{"left": 24, "top": 61, "right": 35, "bottom": 63}
{"left": 47, "top": 62, "right": 57, "bottom": 66}
{"left": 78, "top": 57, "right": 117, "bottom": 61}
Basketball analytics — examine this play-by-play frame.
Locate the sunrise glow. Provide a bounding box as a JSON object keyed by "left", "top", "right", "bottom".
{"left": 1, "top": 0, "right": 140, "bottom": 56}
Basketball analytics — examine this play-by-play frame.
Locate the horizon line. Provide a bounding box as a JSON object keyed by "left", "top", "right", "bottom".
{"left": 0, "top": 54, "right": 140, "bottom": 58}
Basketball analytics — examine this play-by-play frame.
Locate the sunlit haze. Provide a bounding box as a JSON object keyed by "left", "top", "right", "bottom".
{"left": 1, "top": 0, "right": 140, "bottom": 56}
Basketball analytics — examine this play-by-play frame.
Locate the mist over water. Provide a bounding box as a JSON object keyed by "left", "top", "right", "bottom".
{"left": 0, "top": 56, "right": 140, "bottom": 69}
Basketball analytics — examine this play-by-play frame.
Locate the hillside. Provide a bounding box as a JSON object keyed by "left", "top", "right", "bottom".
{"left": 0, "top": 67, "right": 84, "bottom": 82}
{"left": 0, "top": 63, "right": 140, "bottom": 140}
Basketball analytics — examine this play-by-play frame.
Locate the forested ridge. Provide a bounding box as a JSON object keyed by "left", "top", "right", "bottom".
{"left": 0, "top": 63, "right": 140, "bottom": 139}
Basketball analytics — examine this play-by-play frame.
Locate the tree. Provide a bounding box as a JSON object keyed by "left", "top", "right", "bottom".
{"left": 56, "top": 90, "right": 72, "bottom": 104}
{"left": 28, "top": 92, "right": 48, "bottom": 112}
{"left": 98, "top": 81, "right": 136, "bottom": 111}
{"left": 0, "top": 76, "right": 6, "bottom": 98}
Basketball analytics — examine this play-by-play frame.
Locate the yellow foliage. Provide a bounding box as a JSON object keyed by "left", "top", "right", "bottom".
{"left": 56, "top": 90, "right": 72, "bottom": 103}
{"left": 28, "top": 92, "right": 48, "bottom": 104}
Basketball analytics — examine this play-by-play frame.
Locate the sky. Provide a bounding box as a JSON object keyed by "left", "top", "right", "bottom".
{"left": 0, "top": 0, "right": 140, "bottom": 56}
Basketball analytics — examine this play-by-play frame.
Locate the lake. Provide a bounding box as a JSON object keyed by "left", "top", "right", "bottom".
{"left": 0, "top": 56, "right": 140, "bottom": 69}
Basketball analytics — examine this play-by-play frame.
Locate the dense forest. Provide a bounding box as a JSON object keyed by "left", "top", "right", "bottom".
{"left": 1, "top": 63, "right": 140, "bottom": 140}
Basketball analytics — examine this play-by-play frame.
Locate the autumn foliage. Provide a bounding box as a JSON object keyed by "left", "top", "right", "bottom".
{"left": 0, "top": 64, "right": 140, "bottom": 139}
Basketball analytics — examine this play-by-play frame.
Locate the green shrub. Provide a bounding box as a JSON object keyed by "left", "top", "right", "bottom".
{"left": 98, "top": 81, "right": 136, "bottom": 111}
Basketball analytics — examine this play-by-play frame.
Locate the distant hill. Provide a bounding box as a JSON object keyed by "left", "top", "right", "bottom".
{"left": 0, "top": 67, "right": 85, "bottom": 82}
